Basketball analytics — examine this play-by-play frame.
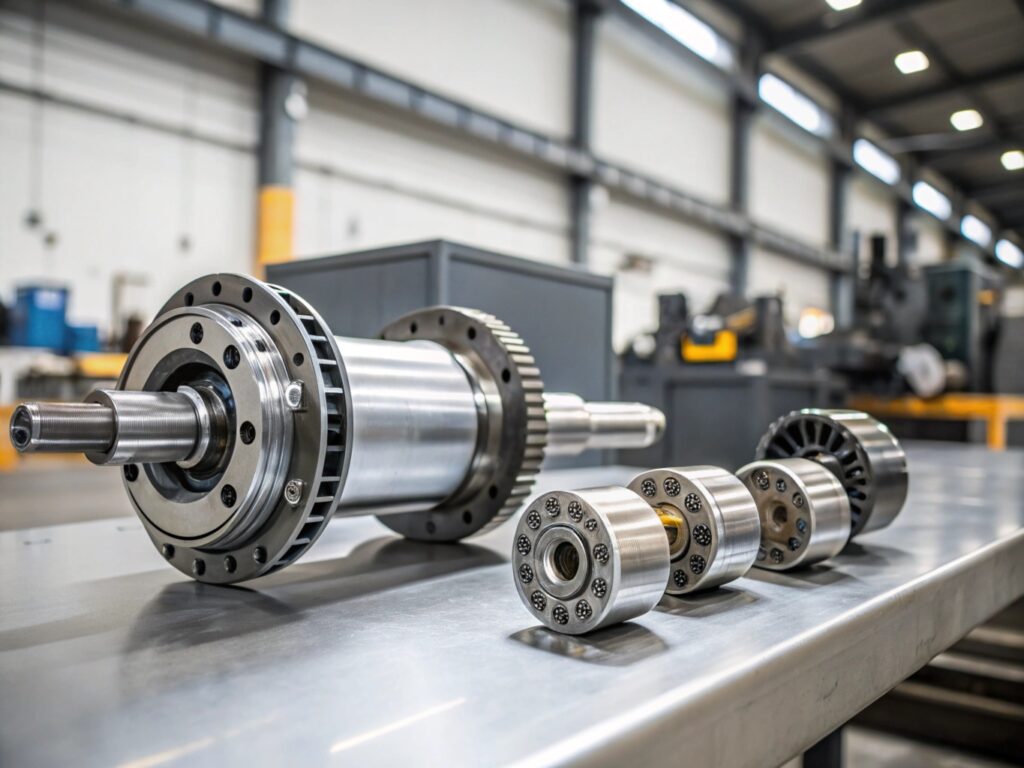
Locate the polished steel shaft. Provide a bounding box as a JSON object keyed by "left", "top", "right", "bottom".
{"left": 543, "top": 393, "right": 665, "bottom": 456}
{"left": 11, "top": 391, "right": 202, "bottom": 466}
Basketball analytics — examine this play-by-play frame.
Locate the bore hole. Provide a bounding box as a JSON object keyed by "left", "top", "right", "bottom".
{"left": 252, "top": 546, "right": 267, "bottom": 564}
{"left": 242, "top": 287, "right": 253, "bottom": 303}
{"left": 488, "top": 485, "right": 498, "bottom": 499}
{"left": 223, "top": 345, "right": 240, "bottom": 369}
{"left": 160, "top": 543, "right": 175, "bottom": 560}
{"left": 184, "top": 292, "right": 194, "bottom": 306}
{"left": 189, "top": 322, "right": 203, "bottom": 344}
{"left": 462, "top": 510, "right": 472, "bottom": 524}
{"left": 501, "top": 368, "right": 510, "bottom": 383}
{"left": 772, "top": 505, "right": 788, "bottom": 529}
{"left": 240, "top": 421, "right": 256, "bottom": 444}
{"left": 192, "top": 558, "right": 206, "bottom": 576}
{"left": 410, "top": 322, "right": 417, "bottom": 334}
{"left": 224, "top": 555, "right": 237, "bottom": 573}
{"left": 467, "top": 327, "right": 477, "bottom": 340}
{"left": 438, "top": 315, "right": 445, "bottom": 326}
{"left": 551, "top": 541, "right": 580, "bottom": 582}
{"left": 221, "top": 484, "right": 237, "bottom": 507}
{"left": 212, "top": 281, "right": 222, "bottom": 296}
{"left": 123, "top": 464, "right": 139, "bottom": 482}
{"left": 11, "top": 426, "right": 29, "bottom": 449}
{"left": 426, "top": 521, "right": 437, "bottom": 535}
{"left": 293, "top": 352, "right": 304, "bottom": 366}
{"left": 270, "top": 310, "right": 280, "bottom": 325}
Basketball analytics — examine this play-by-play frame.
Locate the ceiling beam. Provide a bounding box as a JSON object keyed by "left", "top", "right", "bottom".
{"left": 968, "top": 179, "right": 1024, "bottom": 203}
{"left": 767, "top": 0, "right": 937, "bottom": 53}
{"left": 864, "top": 60, "right": 1024, "bottom": 115}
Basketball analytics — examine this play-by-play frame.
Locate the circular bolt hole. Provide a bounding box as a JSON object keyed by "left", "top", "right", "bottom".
{"left": 189, "top": 322, "right": 203, "bottom": 344}
{"left": 293, "top": 352, "right": 304, "bottom": 366}
{"left": 438, "top": 315, "right": 445, "bottom": 326}
{"left": 192, "top": 559, "right": 206, "bottom": 576}
{"left": 426, "top": 521, "right": 437, "bottom": 535}
{"left": 242, "top": 287, "right": 253, "bottom": 303}
{"left": 252, "top": 546, "right": 267, "bottom": 564}
{"left": 488, "top": 485, "right": 498, "bottom": 499}
{"left": 184, "top": 292, "right": 194, "bottom": 306}
{"left": 270, "top": 309, "right": 280, "bottom": 325}
{"left": 467, "top": 327, "right": 477, "bottom": 340}
{"left": 223, "top": 345, "right": 240, "bottom": 369}
{"left": 462, "top": 510, "right": 472, "bottom": 524}
{"left": 410, "top": 322, "right": 417, "bottom": 334}
{"left": 212, "top": 281, "right": 222, "bottom": 296}
{"left": 223, "top": 555, "right": 237, "bottom": 573}
{"left": 255, "top": 340, "right": 266, "bottom": 352}
{"left": 123, "top": 464, "right": 139, "bottom": 482}
{"left": 220, "top": 484, "right": 237, "bottom": 507}
{"left": 160, "top": 543, "right": 175, "bottom": 560}
{"left": 501, "top": 368, "right": 511, "bottom": 383}
{"left": 239, "top": 421, "right": 256, "bottom": 444}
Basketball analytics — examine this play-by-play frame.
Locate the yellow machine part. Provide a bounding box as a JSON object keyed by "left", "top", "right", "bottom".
{"left": 682, "top": 330, "right": 738, "bottom": 363}
{"left": 76, "top": 353, "right": 127, "bottom": 379}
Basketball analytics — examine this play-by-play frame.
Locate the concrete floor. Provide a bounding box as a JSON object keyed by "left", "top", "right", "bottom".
{"left": 1, "top": 464, "right": 1015, "bottom": 768}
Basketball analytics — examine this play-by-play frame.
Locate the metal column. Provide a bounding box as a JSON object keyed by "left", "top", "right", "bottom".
{"left": 257, "top": 0, "right": 299, "bottom": 270}
{"left": 729, "top": 39, "right": 760, "bottom": 295}
{"left": 829, "top": 158, "right": 853, "bottom": 327}
{"left": 569, "top": 1, "right": 600, "bottom": 266}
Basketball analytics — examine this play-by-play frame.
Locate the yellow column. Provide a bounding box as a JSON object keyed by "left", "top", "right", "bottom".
{"left": 256, "top": 185, "right": 295, "bottom": 273}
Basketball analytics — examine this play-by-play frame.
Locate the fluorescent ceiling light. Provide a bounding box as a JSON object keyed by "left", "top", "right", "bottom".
{"left": 995, "top": 239, "right": 1024, "bottom": 268}
{"left": 912, "top": 181, "right": 952, "bottom": 220}
{"left": 1001, "top": 150, "right": 1024, "bottom": 171}
{"left": 826, "top": 0, "right": 862, "bottom": 10}
{"left": 894, "top": 50, "right": 929, "bottom": 74}
{"left": 950, "top": 109, "right": 983, "bottom": 131}
{"left": 853, "top": 138, "right": 901, "bottom": 184}
{"left": 759, "top": 73, "right": 832, "bottom": 137}
{"left": 960, "top": 215, "right": 992, "bottom": 248}
{"left": 621, "top": 0, "right": 734, "bottom": 70}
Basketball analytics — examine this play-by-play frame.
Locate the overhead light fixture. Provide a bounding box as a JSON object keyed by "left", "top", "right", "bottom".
{"left": 912, "top": 181, "right": 952, "bottom": 220}
{"left": 950, "top": 109, "right": 983, "bottom": 132}
{"left": 894, "top": 50, "right": 929, "bottom": 74}
{"left": 758, "top": 73, "right": 832, "bottom": 137}
{"left": 853, "top": 138, "right": 901, "bottom": 185}
{"left": 826, "top": 0, "right": 862, "bottom": 10}
{"left": 961, "top": 214, "right": 992, "bottom": 248}
{"left": 995, "top": 239, "right": 1024, "bottom": 268}
{"left": 621, "top": 0, "right": 734, "bottom": 70}
{"left": 1001, "top": 150, "right": 1024, "bottom": 171}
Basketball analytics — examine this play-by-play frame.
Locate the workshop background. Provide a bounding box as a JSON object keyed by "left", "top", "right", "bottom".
{"left": 1, "top": 1, "right": 1022, "bottom": 766}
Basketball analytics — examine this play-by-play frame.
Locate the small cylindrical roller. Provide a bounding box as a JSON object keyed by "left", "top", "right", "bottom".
{"left": 512, "top": 487, "right": 669, "bottom": 635}
{"left": 626, "top": 466, "right": 761, "bottom": 595}
{"left": 737, "top": 458, "right": 850, "bottom": 571}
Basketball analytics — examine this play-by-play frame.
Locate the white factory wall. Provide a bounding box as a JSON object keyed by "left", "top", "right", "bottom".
{"left": 293, "top": 87, "right": 571, "bottom": 264}
{"left": 847, "top": 175, "right": 899, "bottom": 267}
{"left": 915, "top": 214, "right": 950, "bottom": 265}
{"left": 0, "top": 1, "right": 256, "bottom": 333}
{"left": 590, "top": 194, "right": 732, "bottom": 350}
{"left": 290, "top": 0, "right": 572, "bottom": 139}
{"left": 592, "top": 14, "right": 732, "bottom": 205}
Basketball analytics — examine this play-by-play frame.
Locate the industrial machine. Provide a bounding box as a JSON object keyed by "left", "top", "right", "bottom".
{"left": 9, "top": 273, "right": 665, "bottom": 584}
{"left": 512, "top": 409, "right": 908, "bottom": 634}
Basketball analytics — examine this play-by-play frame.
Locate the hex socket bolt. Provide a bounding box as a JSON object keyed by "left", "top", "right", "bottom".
{"left": 737, "top": 458, "right": 851, "bottom": 571}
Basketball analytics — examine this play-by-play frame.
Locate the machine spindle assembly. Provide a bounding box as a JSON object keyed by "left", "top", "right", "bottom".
{"left": 8, "top": 273, "right": 666, "bottom": 584}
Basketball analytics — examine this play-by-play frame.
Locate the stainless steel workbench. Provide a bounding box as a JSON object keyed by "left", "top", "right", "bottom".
{"left": 1, "top": 443, "right": 1022, "bottom": 767}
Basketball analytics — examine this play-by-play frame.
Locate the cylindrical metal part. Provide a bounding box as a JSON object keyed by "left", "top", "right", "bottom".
{"left": 627, "top": 466, "right": 760, "bottom": 595}
{"left": 83, "top": 390, "right": 202, "bottom": 465}
{"left": 334, "top": 337, "right": 481, "bottom": 514}
{"left": 543, "top": 393, "right": 665, "bottom": 456}
{"left": 737, "top": 458, "right": 851, "bottom": 570}
{"left": 11, "top": 391, "right": 203, "bottom": 466}
{"left": 513, "top": 486, "right": 669, "bottom": 634}
{"left": 9, "top": 402, "right": 115, "bottom": 453}
{"left": 755, "top": 409, "right": 908, "bottom": 536}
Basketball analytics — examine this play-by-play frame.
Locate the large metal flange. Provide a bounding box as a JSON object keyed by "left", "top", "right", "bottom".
{"left": 512, "top": 487, "right": 669, "bottom": 635}
{"left": 626, "top": 466, "right": 760, "bottom": 595}
{"left": 122, "top": 273, "right": 350, "bottom": 584}
{"left": 375, "top": 306, "right": 547, "bottom": 541}
{"left": 737, "top": 458, "right": 850, "bottom": 571}
{"left": 755, "top": 409, "right": 908, "bottom": 537}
